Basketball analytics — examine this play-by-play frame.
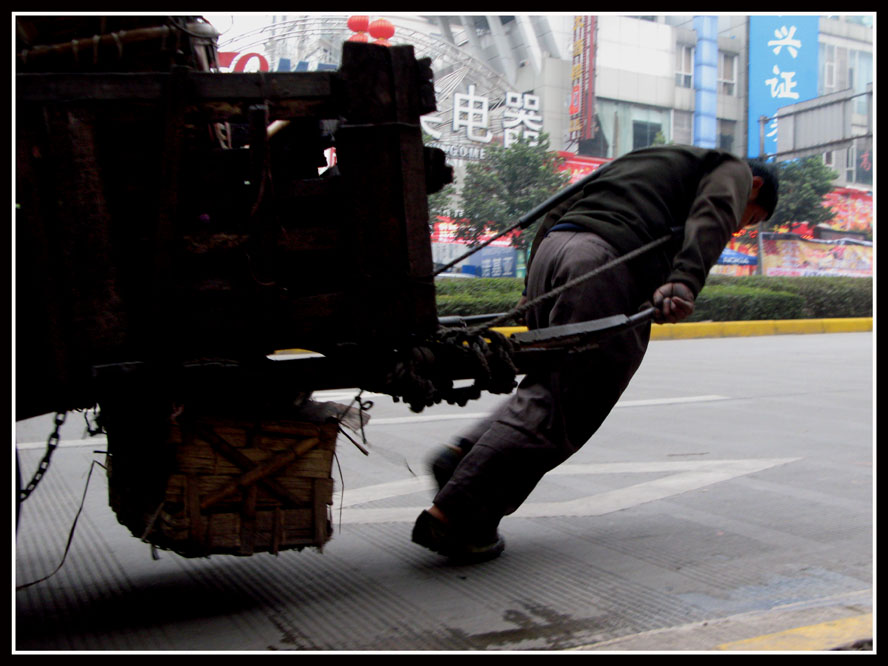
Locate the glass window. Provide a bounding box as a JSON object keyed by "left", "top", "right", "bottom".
{"left": 633, "top": 121, "right": 662, "bottom": 150}
{"left": 820, "top": 43, "right": 836, "bottom": 94}
{"left": 718, "top": 119, "right": 736, "bottom": 154}
{"left": 845, "top": 15, "right": 873, "bottom": 27}
{"left": 718, "top": 52, "right": 736, "bottom": 96}
{"left": 851, "top": 50, "right": 873, "bottom": 114}
{"left": 675, "top": 45, "right": 693, "bottom": 88}
{"left": 854, "top": 141, "right": 873, "bottom": 186}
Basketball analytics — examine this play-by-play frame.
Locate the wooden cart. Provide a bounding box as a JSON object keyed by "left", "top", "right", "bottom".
{"left": 16, "top": 16, "right": 451, "bottom": 555}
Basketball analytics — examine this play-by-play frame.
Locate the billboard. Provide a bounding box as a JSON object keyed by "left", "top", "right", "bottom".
{"left": 459, "top": 246, "right": 518, "bottom": 278}
{"left": 760, "top": 234, "right": 872, "bottom": 277}
{"left": 822, "top": 188, "right": 873, "bottom": 237}
{"left": 747, "top": 16, "right": 819, "bottom": 158}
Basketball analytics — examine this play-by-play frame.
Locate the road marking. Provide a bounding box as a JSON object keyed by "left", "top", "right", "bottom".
{"left": 332, "top": 457, "right": 800, "bottom": 523}
{"left": 364, "top": 395, "right": 731, "bottom": 426}
{"left": 368, "top": 413, "right": 490, "bottom": 425}
{"left": 716, "top": 612, "right": 873, "bottom": 651}
{"left": 311, "top": 390, "right": 388, "bottom": 402}
{"left": 515, "top": 458, "right": 798, "bottom": 518}
{"left": 15, "top": 395, "right": 732, "bottom": 448}
{"left": 615, "top": 394, "right": 730, "bottom": 407}
{"left": 315, "top": 390, "right": 729, "bottom": 407}
{"left": 15, "top": 436, "right": 108, "bottom": 451}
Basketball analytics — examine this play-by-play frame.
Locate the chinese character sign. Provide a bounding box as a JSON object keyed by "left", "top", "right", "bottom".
{"left": 503, "top": 92, "right": 543, "bottom": 147}
{"left": 423, "top": 83, "right": 549, "bottom": 162}
{"left": 452, "top": 84, "right": 493, "bottom": 143}
{"left": 747, "top": 16, "right": 819, "bottom": 158}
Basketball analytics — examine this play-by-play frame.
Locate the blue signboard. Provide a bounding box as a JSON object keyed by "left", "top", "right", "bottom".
{"left": 461, "top": 246, "right": 518, "bottom": 278}
{"left": 747, "top": 15, "right": 820, "bottom": 158}
{"left": 718, "top": 248, "right": 758, "bottom": 265}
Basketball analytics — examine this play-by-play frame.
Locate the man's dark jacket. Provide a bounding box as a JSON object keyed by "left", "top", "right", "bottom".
{"left": 527, "top": 144, "right": 753, "bottom": 298}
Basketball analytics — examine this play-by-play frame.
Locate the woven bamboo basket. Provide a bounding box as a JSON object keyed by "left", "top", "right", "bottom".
{"left": 108, "top": 413, "right": 338, "bottom": 557}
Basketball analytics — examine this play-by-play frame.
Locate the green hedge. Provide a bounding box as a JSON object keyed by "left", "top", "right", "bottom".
{"left": 434, "top": 276, "right": 872, "bottom": 321}
{"left": 689, "top": 284, "right": 806, "bottom": 321}
{"left": 704, "top": 275, "right": 873, "bottom": 319}
{"left": 435, "top": 278, "right": 525, "bottom": 318}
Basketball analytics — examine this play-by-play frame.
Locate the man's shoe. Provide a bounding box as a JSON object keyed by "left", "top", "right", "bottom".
{"left": 411, "top": 510, "right": 505, "bottom": 563}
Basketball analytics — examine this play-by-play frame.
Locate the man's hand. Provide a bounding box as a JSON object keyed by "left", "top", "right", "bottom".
{"left": 652, "top": 282, "right": 695, "bottom": 324}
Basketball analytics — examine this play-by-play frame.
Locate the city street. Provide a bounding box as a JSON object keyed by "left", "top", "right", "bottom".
{"left": 14, "top": 331, "right": 873, "bottom": 652}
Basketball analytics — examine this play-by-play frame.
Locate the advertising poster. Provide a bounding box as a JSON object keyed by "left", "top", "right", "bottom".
{"left": 431, "top": 217, "right": 519, "bottom": 277}
{"left": 760, "top": 234, "right": 873, "bottom": 277}
{"left": 822, "top": 188, "right": 873, "bottom": 236}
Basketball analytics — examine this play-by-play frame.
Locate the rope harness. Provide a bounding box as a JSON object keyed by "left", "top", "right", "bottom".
{"left": 379, "top": 229, "right": 678, "bottom": 413}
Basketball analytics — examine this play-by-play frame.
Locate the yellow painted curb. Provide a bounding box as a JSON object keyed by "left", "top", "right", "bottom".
{"left": 650, "top": 317, "right": 872, "bottom": 340}
{"left": 273, "top": 318, "right": 871, "bottom": 354}
{"left": 716, "top": 613, "right": 872, "bottom": 651}
{"left": 492, "top": 318, "right": 872, "bottom": 341}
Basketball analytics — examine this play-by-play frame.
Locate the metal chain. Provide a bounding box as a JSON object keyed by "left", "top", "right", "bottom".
{"left": 19, "top": 411, "right": 67, "bottom": 502}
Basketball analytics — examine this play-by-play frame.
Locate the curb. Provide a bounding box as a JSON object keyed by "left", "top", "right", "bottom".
{"left": 571, "top": 612, "right": 874, "bottom": 653}
{"left": 489, "top": 317, "right": 872, "bottom": 342}
{"left": 714, "top": 612, "right": 873, "bottom": 652}
{"left": 649, "top": 317, "right": 872, "bottom": 340}
{"left": 274, "top": 318, "right": 872, "bottom": 356}
{"left": 569, "top": 591, "right": 873, "bottom": 652}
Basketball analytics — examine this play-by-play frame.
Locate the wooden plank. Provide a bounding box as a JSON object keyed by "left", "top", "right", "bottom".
{"left": 17, "top": 71, "right": 335, "bottom": 105}
{"left": 185, "top": 475, "right": 204, "bottom": 546}
{"left": 192, "top": 423, "right": 310, "bottom": 508}
{"left": 312, "top": 479, "right": 327, "bottom": 546}
{"left": 199, "top": 436, "right": 320, "bottom": 510}
{"left": 271, "top": 506, "right": 283, "bottom": 555}
{"left": 239, "top": 485, "right": 258, "bottom": 556}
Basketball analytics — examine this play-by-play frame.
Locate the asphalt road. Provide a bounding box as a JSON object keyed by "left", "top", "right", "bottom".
{"left": 14, "top": 331, "right": 873, "bottom": 652}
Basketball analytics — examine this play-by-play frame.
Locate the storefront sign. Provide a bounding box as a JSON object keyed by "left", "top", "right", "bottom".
{"left": 747, "top": 16, "right": 819, "bottom": 157}
{"left": 221, "top": 50, "right": 544, "bottom": 161}
{"left": 424, "top": 86, "right": 545, "bottom": 158}
{"left": 556, "top": 151, "right": 609, "bottom": 183}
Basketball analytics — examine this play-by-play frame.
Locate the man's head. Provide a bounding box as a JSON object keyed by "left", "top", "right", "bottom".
{"left": 741, "top": 158, "right": 780, "bottom": 227}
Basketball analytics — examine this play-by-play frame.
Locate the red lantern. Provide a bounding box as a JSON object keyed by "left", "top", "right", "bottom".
{"left": 347, "top": 15, "right": 370, "bottom": 33}
{"left": 369, "top": 18, "right": 395, "bottom": 44}
{"left": 347, "top": 32, "right": 370, "bottom": 43}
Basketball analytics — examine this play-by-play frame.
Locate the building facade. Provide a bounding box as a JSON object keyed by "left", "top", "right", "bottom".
{"left": 212, "top": 13, "right": 873, "bottom": 276}
{"left": 420, "top": 14, "right": 872, "bottom": 190}
{"left": 215, "top": 14, "right": 872, "bottom": 181}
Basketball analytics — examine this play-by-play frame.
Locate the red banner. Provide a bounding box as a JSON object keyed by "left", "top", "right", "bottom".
{"left": 431, "top": 217, "right": 518, "bottom": 246}
{"left": 556, "top": 151, "right": 609, "bottom": 183}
